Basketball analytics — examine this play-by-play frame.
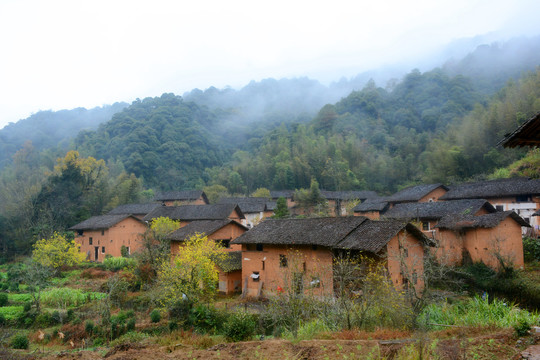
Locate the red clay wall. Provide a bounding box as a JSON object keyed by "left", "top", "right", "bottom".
{"left": 436, "top": 218, "right": 524, "bottom": 269}
{"left": 219, "top": 270, "right": 242, "bottom": 294}
{"left": 75, "top": 217, "right": 146, "bottom": 262}
{"left": 240, "top": 244, "right": 334, "bottom": 298}
{"left": 385, "top": 231, "right": 426, "bottom": 293}
{"left": 354, "top": 211, "right": 380, "bottom": 220}
{"left": 418, "top": 187, "right": 447, "bottom": 202}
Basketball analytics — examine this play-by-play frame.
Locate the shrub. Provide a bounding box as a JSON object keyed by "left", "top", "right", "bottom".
{"left": 168, "top": 321, "right": 178, "bottom": 332}
{"left": 85, "top": 320, "right": 95, "bottom": 334}
{"left": 0, "top": 313, "right": 5, "bottom": 326}
{"left": 514, "top": 318, "right": 531, "bottom": 337}
{"left": 150, "top": 309, "right": 161, "bottom": 323}
{"left": 523, "top": 237, "right": 540, "bottom": 262}
{"left": 223, "top": 311, "right": 257, "bottom": 342}
{"left": 0, "top": 293, "right": 8, "bottom": 307}
{"left": 188, "top": 305, "right": 227, "bottom": 334}
{"left": 11, "top": 334, "right": 29, "bottom": 349}
{"left": 126, "top": 318, "right": 136, "bottom": 332}
{"left": 35, "top": 312, "right": 52, "bottom": 327}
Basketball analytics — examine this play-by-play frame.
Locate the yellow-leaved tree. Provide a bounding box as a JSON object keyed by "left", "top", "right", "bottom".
{"left": 156, "top": 233, "right": 227, "bottom": 308}
{"left": 32, "top": 232, "right": 86, "bottom": 270}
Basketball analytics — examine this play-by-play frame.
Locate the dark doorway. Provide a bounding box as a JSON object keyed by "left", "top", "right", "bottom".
{"left": 94, "top": 247, "right": 99, "bottom": 261}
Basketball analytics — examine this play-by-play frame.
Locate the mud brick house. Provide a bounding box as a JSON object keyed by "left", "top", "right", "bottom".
{"left": 353, "top": 200, "right": 390, "bottom": 220}
{"left": 320, "top": 191, "right": 380, "bottom": 216}
{"left": 353, "top": 184, "right": 448, "bottom": 219}
{"left": 70, "top": 214, "right": 147, "bottom": 261}
{"left": 142, "top": 203, "right": 245, "bottom": 225}
{"left": 217, "top": 197, "right": 276, "bottom": 227}
{"left": 166, "top": 219, "right": 248, "bottom": 294}
{"left": 232, "top": 217, "right": 432, "bottom": 298}
{"left": 153, "top": 190, "right": 209, "bottom": 206}
{"left": 500, "top": 111, "right": 540, "bottom": 148}
{"left": 270, "top": 190, "right": 296, "bottom": 208}
{"left": 382, "top": 199, "right": 527, "bottom": 269}
{"left": 107, "top": 203, "right": 162, "bottom": 220}
{"left": 435, "top": 211, "right": 529, "bottom": 269}
{"left": 440, "top": 178, "right": 540, "bottom": 235}
{"left": 383, "top": 199, "right": 497, "bottom": 237}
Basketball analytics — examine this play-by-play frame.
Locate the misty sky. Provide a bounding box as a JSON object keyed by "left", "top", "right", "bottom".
{"left": 1, "top": 0, "right": 540, "bottom": 129}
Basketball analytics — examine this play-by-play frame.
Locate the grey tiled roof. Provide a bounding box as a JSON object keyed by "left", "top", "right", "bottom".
{"left": 440, "top": 177, "right": 540, "bottom": 200}
{"left": 386, "top": 184, "right": 447, "bottom": 203}
{"left": 69, "top": 214, "right": 142, "bottom": 230}
{"left": 215, "top": 251, "right": 242, "bottom": 272}
{"left": 167, "top": 219, "right": 248, "bottom": 241}
{"left": 384, "top": 199, "right": 496, "bottom": 220}
{"left": 232, "top": 217, "right": 432, "bottom": 253}
{"left": 436, "top": 211, "right": 530, "bottom": 230}
{"left": 143, "top": 204, "right": 244, "bottom": 222}
{"left": 218, "top": 197, "right": 275, "bottom": 213}
{"left": 153, "top": 190, "right": 208, "bottom": 203}
{"left": 107, "top": 203, "right": 161, "bottom": 215}
{"left": 353, "top": 200, "right": 390, "bottom": 212}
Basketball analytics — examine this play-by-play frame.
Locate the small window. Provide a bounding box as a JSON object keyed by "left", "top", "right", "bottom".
{"left": 412, "top": 272, "right": 418, "bottom": 285}
{"left": 422, "top": 222, "right": 429, "bottom": 231}
{"left": 303, "top": 262, "right": 306, "bottom": 272}
{"left": 311, "top": 245, "right": 318, "bottom": 251}
{"left": 251, "top": 271, "right": 260, "bottom": 282}
{"left": 77, "top": 230, "right": 83, "bottom": 236}
{"left": 101, "top": 230, "right": 105, "bottom": 236}
{"left": 110, "top": 239, "right": 113, "bottom": 243}
{"left": 220, "top": 240, "right": 231, "bottom": 248}
{"left": 262, "top": 261, "right": 265, "bottom": 270}
{"left": 516, "top": 195, "right": 531, "bottom": 203}
{"left": 402, "top": 248, "right": 408, "bottom": 257}
{"left": 246, "top": 244, "right": 255, "bottom": 251}
{"left": 101, "top": 246, "right": 105, "bottom": 254}
{"left": 126, "top": 246, "right": 130, "bottom": 255}
{"left": 279, "top": 255, "right": 288, "bottom": 268}
{"left": 256, "top": 243, "right": 263, "bottom": 251}
{"left": 496, "top": 205, "right": 504, "bottom": 211}
{"left": 89, "top": 237, "right": 93, "bottom": 245}
{"left": 310, "top": 276, "right": 321, "bottom": 288}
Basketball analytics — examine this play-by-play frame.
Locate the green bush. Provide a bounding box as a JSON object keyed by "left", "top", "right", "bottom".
{"left": 0, "top": 293, "right": 7, "bottom": 307}
{"left": 523, "top": 237, "right": 540, "bottom": 262}
{"left": 168, "top": 320, "right": 178, "bottom": 332}
{"left": 188, "top": 305, "right": 227, "bottom": 334}
{"left": 0, "top": 313, "right": 5, "bottom": 326}
{"left": 514, "top": 318, "right": 532, "bottom": 337}
{"left": 223, "top": 311, "right": 257, "bottom": 342}
{"left": 11, "top": 334, "right": 29, "bottom": 349}
{"left": 35, "top": 312, "right": 52, "bottom": 327}
{"left": 0, "top": 305, "right": 24, "bottom": 321}
{"left": 126, "top": 318, "right": 136, "bottom": 332}
{"left": 85, "top": 320, "right": 95, "bottom": 334}
{"left": 150, "top": 309, "right": 161, "bottom": 323}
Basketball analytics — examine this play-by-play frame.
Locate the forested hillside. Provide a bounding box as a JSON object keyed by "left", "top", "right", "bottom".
{"left": 0, "top": 103, "right": 127, "bottom": 169}
{"left": 206, "top": 69, "right": 540, "bottom": 194}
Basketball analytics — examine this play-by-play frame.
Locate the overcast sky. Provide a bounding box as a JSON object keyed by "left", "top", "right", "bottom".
{"left": 1, "top": 0, "right": 539, "bottom": 129}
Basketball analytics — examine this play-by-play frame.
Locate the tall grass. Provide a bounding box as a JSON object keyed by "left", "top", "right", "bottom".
{"left": 102, "top": 257, "right": 136, "bottom": 272}
{"left": 41, "top": 288, "right": 106, "bottom": 308}
{"left": 419, "top": 295, "right": 539, "bottom": 329}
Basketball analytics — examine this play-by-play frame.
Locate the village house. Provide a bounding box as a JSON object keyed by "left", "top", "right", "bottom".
{"left": 217, "top": 197, "right": 276, "bottom": 227}
{"left": 107, "top": 203, "right": 162, "bottom": 220}
{"left": 500, "top": 111, "right": 540, "bottom": 148}
{"left": 352, "top": 183, "right": 448, "bottom": 219}
{"left": 435, "top": 211, "right": 529, "bottom": 269}
{"left": 142, "top": 203, "right": 245, "bottom": 226}
{"left": 166, "top": 219, "right": 249, "bottom": 294}
{"left": 321, "top": 190, "right": 380, "bottom": 216}
{"left": 439, "top": 177, "right": 540, "bottom": 235}
{"left": 381, "top": 199, "right": 527, "bottom": 269}
{"left": 270, "top": 190, "right": 296, "bottom": 208}
{"left": 70, "top": 214, "right": 147, "bottom": 262}
{"left": 232, "top": 217, "right": 432, "bottom": 298}
{"left": 153, "top": 190, "right": 209, "bottom": 206}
